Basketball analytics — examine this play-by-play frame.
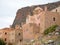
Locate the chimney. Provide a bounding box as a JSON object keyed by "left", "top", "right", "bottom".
{"left": 44, "top": 6, "right": 47, "bottom": 11}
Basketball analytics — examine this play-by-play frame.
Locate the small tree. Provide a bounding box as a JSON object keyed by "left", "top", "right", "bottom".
{"left": 0, "top": 39, "right": 6, "bottom": 45}
{"left": 44, "top": 25, "right": 58, "bottom": 35}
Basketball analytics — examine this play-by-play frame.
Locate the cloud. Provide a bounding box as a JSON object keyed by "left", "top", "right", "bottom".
{"left": 0, "top": 17, "right": 14, "bottom": 29}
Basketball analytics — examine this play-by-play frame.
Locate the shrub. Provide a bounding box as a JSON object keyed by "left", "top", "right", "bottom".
{"left": 0, "top": 39, "right": 6, "bottom": 45}
{"left": 44, "top": 25, "right": 58, "bottom": 35}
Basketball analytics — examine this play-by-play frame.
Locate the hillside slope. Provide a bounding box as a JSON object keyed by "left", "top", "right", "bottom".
{"left": 12, "top": 1, "right": 60, "bottom": 28}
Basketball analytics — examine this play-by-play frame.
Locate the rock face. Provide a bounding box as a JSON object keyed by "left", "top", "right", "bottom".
{"left": 12, "top": 1, "right": 60, "bottom": 28}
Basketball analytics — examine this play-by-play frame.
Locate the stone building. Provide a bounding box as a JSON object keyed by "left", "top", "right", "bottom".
{"left": 22, "top": 23, "right": 40, "bottom": 42}
{"left": 0, "top": 25, "right": 23, "bottom": 45}
{"left": 51, "top": 6, "right": 60, "bottom": 13}
{"left": 0, "top": 28, "right": 15, "bottom": 45}
{"left": 0, "top": 1, "right": 60, "bottom": 45}
{"left": 26, "top": 6, "right": 60, "bottom": 33}
{"left": 22, "top": 6, "right": 60, "bottom": 42}
{"left": 15, "top": 25, "right": 23, "bottom": 45}
{"left": 12, "top": 1, "right": 60, "bottom": 28}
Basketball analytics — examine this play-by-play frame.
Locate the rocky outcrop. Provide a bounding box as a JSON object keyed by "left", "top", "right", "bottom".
{"left": 12, "top": 1, "right": 60, "bottom": 28}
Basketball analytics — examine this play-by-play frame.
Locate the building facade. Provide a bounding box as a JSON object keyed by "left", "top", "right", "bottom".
{"left": 0, "top": 4, "right": 60, "bottom": 45}
{"left": 23, "top": 6, "right": 60, "bottom": 41}
{"left": 0, "top": 25, "right": 23, "bottom": 45}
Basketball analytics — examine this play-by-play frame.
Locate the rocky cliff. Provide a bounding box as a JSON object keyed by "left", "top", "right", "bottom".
{"left": 12, "top": 1, "right": 60, "bottom": 28}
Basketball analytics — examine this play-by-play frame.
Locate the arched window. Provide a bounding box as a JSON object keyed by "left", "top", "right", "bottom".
{"left": 18, "top": 33, "right": 20, "bottom": 35}
{"left": 5, "top": 32, "right": 7, "bottom": 35}
{"left": 5, "top": 38, "right": 7, "bottom": 41}
{"left": 20, "top": 39, "right": 22, "bottom": 42}
{"left": 53, "top": 17, "right": 55, "bottom": 21}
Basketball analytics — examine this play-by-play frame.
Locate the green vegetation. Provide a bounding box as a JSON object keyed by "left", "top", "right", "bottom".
{"left": 0, "top": 39, "right": 6, "bottom": 45}
{"left": 44, "top": 25, "right": 58, "bottom": 35}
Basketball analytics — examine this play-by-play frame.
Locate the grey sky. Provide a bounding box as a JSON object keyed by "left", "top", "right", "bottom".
{"left": 0, "top": 0, "right": 60, "bottom": 29}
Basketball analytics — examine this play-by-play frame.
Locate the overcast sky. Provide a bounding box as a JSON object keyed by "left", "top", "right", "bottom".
{"left": 0, "top": 0, "right": 60, "bottom": 29}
